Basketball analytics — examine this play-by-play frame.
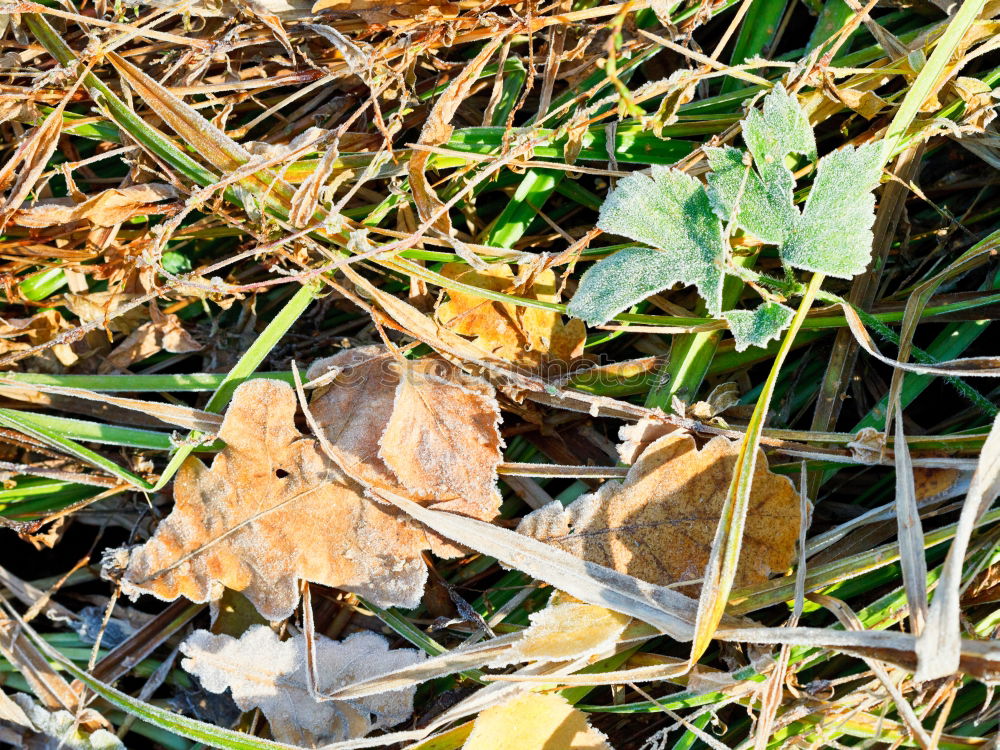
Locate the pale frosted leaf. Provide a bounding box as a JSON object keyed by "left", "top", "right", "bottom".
{"left": 121, "top": 378, "right": 443, "bottom": 618}
{"left": 307, "top": 345, "right": 503, "bottom": 519}
{"left": 576, "top": 166, "right": 725, "bottom": 321}
{"left": 743, "top": 84, "right": 816, "bottom": 166}
{"left": 519, "top": 433, "right": 802, "bottom": 592}
{"left": 464, "top": 692, "right": 613, "bottom": 750}
{"left": 435, "top": 263, "right": 585, "bottom": 369}
{"left": 705, "top": 146, "right": 797, "bottom": 245}
{"left": 568, "top": 244, "right": 723, "bottom": 327}
{"left": 723, "top": 302, "right": 795, "bottom": 352}
{"left": 779, "top": 143, "right": 883, "bottom": 278}
{"left": 508, "top": 600, "right": 631, "bottom": 664}
{"left": 8, "top": 694, "right": 123, "bottom": 750}
{"left": 180, "top": 626, "right": 423, "bottom": 746}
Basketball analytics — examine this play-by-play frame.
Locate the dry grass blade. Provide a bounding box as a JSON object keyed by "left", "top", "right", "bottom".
{"left": 916, "top": 411, "right": 1000, "bottom": 680}
{"left": 894, "top": 400, "right": 929, "bottom": 635}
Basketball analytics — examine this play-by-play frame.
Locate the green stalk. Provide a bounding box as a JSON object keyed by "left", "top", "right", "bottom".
{"left": 690, "top": 273, "right": 824, "bottom": 661}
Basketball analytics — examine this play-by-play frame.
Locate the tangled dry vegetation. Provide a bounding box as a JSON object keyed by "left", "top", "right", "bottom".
{"left": 0, "top": 0, "right": 999, "bottom": 748}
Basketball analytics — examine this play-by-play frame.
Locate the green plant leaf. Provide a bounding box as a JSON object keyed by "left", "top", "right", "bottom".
{"left": 571, "top": 168, "right": 726, "bottom": 324}
{"left": 705, "top": 146, "right": 797, "bottom": 244}
{"left": 723, "top": 301, "right": 795, "bottom": 352}
{"left": 779, "top": 143, "right": 882, "bottom": 278}
{"left": 743, "top": 83, "right": 816, "bottom": 165}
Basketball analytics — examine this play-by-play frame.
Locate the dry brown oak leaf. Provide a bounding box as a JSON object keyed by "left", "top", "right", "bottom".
{"left": 122, "top": 372, "right": 500, "bottom": 620}
{"left": 434, "top": 263, "right": 586, "bottom": 370}
{"left": 306, "top": 345, "right": 503, "bottom": 539}
{"left": 518, "top": 432, "right": 802, "bottom": 592}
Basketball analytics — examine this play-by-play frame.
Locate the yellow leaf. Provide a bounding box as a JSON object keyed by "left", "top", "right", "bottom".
{"left": 436, "top": 263, "right": 586, "bottom": 370}
{"left": 463, "top": 693, "right": 613, "bottom": 750}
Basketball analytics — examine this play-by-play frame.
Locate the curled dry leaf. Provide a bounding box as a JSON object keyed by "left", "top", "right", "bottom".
{"left": 101, "top": 305, "right": 201, "bottom": 372}
{"left": 518, "top": 432, "right": 802, "bottom": 592}
{"left": 307, "top": 344, "right": 503, "bottom": 523}
{"left": 463, "top": 692, "right": 614, "bottom": 750}
{"left": 121, "top": 376, "right": 495, "bottom": 618}
{"left": 0, "top": 310, "right": 78, "bottom": 370}
{"left": 180, "top": 625, "right": 423, "bottom": 746}
{"left": 435, "top": 263, "right": 586, "bottom": 370}
{"left": 10, "top": 184, "right": 178, "bottom": 229}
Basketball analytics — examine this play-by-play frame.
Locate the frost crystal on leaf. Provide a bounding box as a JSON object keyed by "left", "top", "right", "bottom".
{"left": 464, "top": 692, "right": 614, "bottom": 750}
{"left": 705, "top": 145, "right": 797, "bottom": 245}
{"left": 180, "top": 626, "right": 424, "bottom": 747}
{"left": 519, "top": 432, "right": 802, "bottom": 592}
{"left": 120, "top": 375, "right": 494, "bottom": 619}
{"left": 779, "top": 142, "right": 883, "bottom": 278}
{"left": 570, "top": 166, "right": 725, "bottom": 324}
{"left": 742, "top": 83, "right": 817, "bottom": 165}
{"left": 723, "top": 301, "right": 795, "bottom": 352}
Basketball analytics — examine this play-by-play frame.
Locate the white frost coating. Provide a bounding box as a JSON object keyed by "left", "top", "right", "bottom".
{"left": 572, "top": 166, "right": 725, "bottom": 324}
{"left": 723, "top": 301, "right": 795, "bottom": 352}
{"left": 779, "top": 143, "right": 883, "bottom": 278}
{"left": 180, "top": 626, "right": 424, "bottom": 747}
{"left": 742, "top": 83, "right": 817, "bottom": 165}
{"left": 706, "top": 145, "right": 798, "bottom": 245}
{"left": 10, "top": 694, "right": 124, "bottom": 749}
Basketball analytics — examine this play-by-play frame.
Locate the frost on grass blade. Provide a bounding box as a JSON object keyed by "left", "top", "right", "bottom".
{"left": 723, "top": 301, "right": 795, "bottom": 352}
{"left": 779, "top": 143, "right": 883, "bottom": 278}
{"left": 568, "top": 245, "right": 722, "bottom": 326}
{"left": 705, "top": 146, "right": 798, "bottom": 245}
{"left": 572, "top": 166, "right": 725, "bottom": 323}
{"left": 743, "top": 83, "right": 816, "bottom": 166}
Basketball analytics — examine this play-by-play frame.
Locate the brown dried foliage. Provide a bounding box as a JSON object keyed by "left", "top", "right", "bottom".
{"left": 519, "top": 432, "right": 802, "bottom": 591}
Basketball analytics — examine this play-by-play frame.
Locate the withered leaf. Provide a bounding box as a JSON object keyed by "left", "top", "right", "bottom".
{"left": 435, "top": 263, "right": 586, "bottom": 370}
{"left": 121, "top": 378, "right": 463, "bottom": 618}
{"left": 307, "top": 345, "right": 503, "bottom": 521}
{"left": 101, "top": 305, "right": 201, "bottom": 372}
{"left": 518, "top": 432, "right": 802, "bottom": 591}
{"left": 180, "top": 626, "right": 423, "bottom": 746}
{"left": 506, "top": 597, "right": 631, "bottom": 664}
{"left": 464, "top": 692, "right": 613, "bottom": 750}
{"left": 10, "top": 184, "right": 178, "bottom": 229}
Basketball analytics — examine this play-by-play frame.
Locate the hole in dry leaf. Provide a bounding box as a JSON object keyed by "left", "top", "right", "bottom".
{"left": 274, "top": 468, "right": 289, "bottom": 479}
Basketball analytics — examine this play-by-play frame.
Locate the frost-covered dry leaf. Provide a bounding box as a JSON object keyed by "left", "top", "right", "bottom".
{"left": 121, "top": 376, "right": 475, "bottom": 618}
{"left": 779, "top": 143, "right": 883, "bottom": 278}
{"left": 571, "top": 167, "right": 726, "bottom": 324}
{"left": 519, "top": 432, "right": 801, "bottom": 591}
{"left": 435, "top": 263, "right": 586, "bottom": 369}
{"left": 102, "top": 305, "right": 201, "bottom": 372}
{"left": 507, "top": 598, "right": 631, "bottom": 664}
{"left": 463, "top": 692, "right": 613, "bottom": 750}
{"left": 2, "top": 693, "right": 123, "bottom": 750}
{"left": 10, "top": 184, "right": 178, "bottom": 228}
{"left": 723, "top": 302, "right": 795, "bottom": 352}
{"left": 307, "top": 345, "right": 503, "bottom": 520}
{"left": 180, "top": 625, "right": 423, "bottom": 746}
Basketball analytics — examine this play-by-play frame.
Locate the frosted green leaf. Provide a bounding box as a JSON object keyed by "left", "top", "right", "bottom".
{"left": 743, "top": 84, "right": 817, "bottom": 166}
{"left": 723, "top": 301, "right": 795, "bottom": 352}
{"left": 576, "top": 166, "right": 725, "bottom": 323}
{"left": 569, "top": 245, "right": 725, "bottom": 326}
{"left": 779, "top": 143, "right": 883, "bottom": 278}
{"left": 705, "top": 146, "right": 798, "bottom": 245}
